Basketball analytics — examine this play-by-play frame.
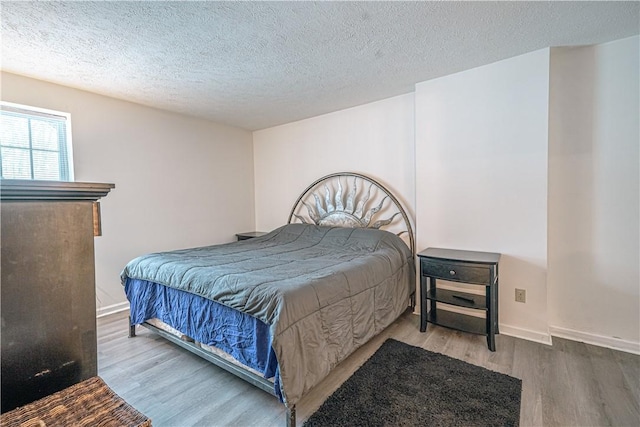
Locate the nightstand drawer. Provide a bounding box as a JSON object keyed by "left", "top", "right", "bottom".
{"left": 421, "top": 259, "right": 491, "bottom": 284}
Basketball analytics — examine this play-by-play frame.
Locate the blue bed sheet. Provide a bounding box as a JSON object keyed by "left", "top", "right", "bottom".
{"left": 125, "top": 278, "right": 281, "bottom": 398}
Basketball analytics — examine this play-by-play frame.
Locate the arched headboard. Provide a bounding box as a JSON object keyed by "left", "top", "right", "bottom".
{"left": 287, "top": 172, "right": 415, "bottom": 257}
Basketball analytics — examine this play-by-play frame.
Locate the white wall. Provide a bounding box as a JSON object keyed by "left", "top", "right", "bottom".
{"left": 548, "top": 36, "right": 640, "bottom": 352}
{"left": 1, "top": 72, "right": 255, "bottom": 313}
{"left": 414, "top": 49, "right": 552, "bottom": 343}
{"left": 253, "top": 93, "right": 415, "bottom": 232}
{"left": 4, "top": 36, "right": 637, "bottom": 351}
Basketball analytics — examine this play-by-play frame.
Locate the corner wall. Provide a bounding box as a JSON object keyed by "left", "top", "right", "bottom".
{"left": 1, "top": 72, "right": 255, "bottom": 314}
{"left": 253, "top": 93, "right": 415, "bottom": 232}
{"left": 548, "top": 36, "right": 639, "bottom": 352}
{"left": 414, "top": 49, "right": 552, "bottom": 342}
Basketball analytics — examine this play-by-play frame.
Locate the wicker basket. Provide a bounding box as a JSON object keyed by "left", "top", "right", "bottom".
{"left": 1, "top": 376, "right": 151, "bottom": 427}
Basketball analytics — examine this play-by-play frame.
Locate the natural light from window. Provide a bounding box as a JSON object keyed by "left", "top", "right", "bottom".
{"left": 0, "top": 102, "right": 74, "bottom": 181}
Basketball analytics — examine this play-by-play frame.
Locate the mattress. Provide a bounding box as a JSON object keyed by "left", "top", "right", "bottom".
{"left": 126, "top": 278, "right": 278, "bottom": 381}
{"left": 122, "top": 223, "right": 414, "bottom": 406}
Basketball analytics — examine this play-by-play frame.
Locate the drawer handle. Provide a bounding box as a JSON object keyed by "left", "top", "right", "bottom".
{"left": 449, "top": 270, "right": 456, "bottom": 276}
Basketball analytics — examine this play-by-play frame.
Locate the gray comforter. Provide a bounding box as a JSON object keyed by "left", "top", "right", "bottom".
{"left": 121, "top": 223, "right": 414, "bottom": 406}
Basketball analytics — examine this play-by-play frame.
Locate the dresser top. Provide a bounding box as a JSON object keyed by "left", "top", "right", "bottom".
{"left": 417, "top": 247, "right": 501, "bottom": 265}
{"left": 1, "top": 180, "right": 114, "bottom": 201}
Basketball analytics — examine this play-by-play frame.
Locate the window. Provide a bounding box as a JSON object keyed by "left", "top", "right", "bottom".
{"left": 0, "top": 102, "right": 74, "bottom": 181}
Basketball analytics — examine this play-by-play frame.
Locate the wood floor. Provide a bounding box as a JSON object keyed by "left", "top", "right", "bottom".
{"left": 98, "top": 310, "right": 639, "bottom": 427}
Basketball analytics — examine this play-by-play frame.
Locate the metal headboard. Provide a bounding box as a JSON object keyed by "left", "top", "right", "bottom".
{"left": 287, "top": 172, "right": 415, "bottom": 257}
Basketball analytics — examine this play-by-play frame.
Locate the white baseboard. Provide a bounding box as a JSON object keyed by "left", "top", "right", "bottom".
{"left": 99, "top": 302, "right": 637, "bottom": 354}
{"left": 410, "top": 311, "right": 638, "bottom": 354}
{"left": 498, "top": 323, "right": 553, "bottom": 346}
{"left": 410, "top": 310, "right": 553, "bottom": 345}
{"left": 96, "top": 301, "right": 129, "bottom": 318}
{"left": 549, "top": 325, "right": 640, "bottom": 355}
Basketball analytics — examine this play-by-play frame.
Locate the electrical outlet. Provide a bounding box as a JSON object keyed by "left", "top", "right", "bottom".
{"left": 515, "top": 288, "right": 526, "bottom": 303}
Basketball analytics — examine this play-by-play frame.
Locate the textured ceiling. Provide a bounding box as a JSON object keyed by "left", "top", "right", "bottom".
{"left": 1, "top": 1, "right": 639, "bottom": 130}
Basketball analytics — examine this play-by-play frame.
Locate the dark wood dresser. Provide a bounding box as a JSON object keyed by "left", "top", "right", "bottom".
{"left": 0, "top": 180, "right": 114, "bottom": 413}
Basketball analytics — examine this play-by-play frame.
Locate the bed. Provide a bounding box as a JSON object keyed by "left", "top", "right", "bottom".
{"left": 122, "top": 172, "right": 415, "bottom": 426}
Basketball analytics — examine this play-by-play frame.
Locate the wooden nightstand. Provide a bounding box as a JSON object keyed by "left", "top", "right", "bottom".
{"left": 235, "top": 231, "right": 267, "bottom": 241}
{"left": 418, "top": 247, "right": 501, "bottom": 351}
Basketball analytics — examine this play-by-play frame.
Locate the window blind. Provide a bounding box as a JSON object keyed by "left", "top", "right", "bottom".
{"left": 0, "top": 103, "right": 73, "bottom": 181}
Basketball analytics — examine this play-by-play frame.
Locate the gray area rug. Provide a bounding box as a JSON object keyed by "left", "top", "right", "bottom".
{"left": 304, "top": 339, "right": 521, "bottom": 427}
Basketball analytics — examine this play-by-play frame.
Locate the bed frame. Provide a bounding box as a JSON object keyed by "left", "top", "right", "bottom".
{"left": 128, "top": 172, "right": 415, "bottom": 426}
